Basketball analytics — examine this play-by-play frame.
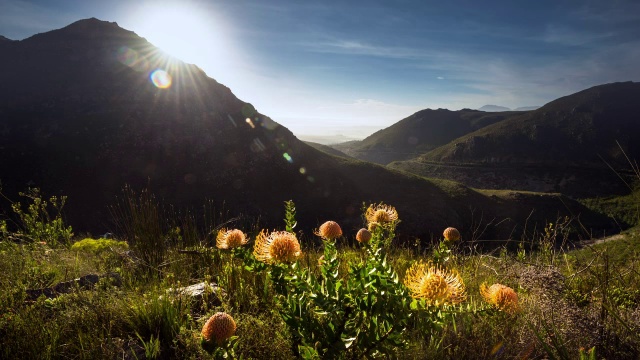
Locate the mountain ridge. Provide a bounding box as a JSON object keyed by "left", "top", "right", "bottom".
{"left": 331, "top": 108, "right": 524, "bottom": 164}
{"left": 478, "top": 104, "right": 511, "bottom": 112}
{"left": 0, "top": 18, "right": 615, "bottom": 242}
{"left": 389, "top": 82, "right": 640, "bottom": 196}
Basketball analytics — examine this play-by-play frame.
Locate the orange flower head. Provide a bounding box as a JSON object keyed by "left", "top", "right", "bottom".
{"left": 443, "top": 227, "right": 461, "bottom": 242}
{"left": 315, "top": 221, "right": 343, "bottom": 240}
{"left": 253, "top": 230, "right": 302, "bottom": 264}
{"left": 365, "top": 204, "right": 398, "bottom": 224}
{"left": 480, "top": 283, "right": 519, "bottom": 314}
{"left": 404, "top": 262, "right": 466, "bottom": 306}
{"left": 356, "top": 228, "right": 372, "bottom": 243}
{"left": 216, "top": 229, "right": 248, "bottom": 249}
{"left": 202, "top": 312, "right": 236, "bottom": 345}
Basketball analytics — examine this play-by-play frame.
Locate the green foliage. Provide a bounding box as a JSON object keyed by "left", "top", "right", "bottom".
{"left": 432, "top": 239, "right": 455, "bottom": 265}
{"left": 275, "top": 238, "right": 411, "bottom": 359}
{"left": 136, "top": 332, "right": 162, "bottom": 359}
{"left": 2, "top": 194, "right": 640, "bottom": 359}
{"left": 0, "top": 219, "right": 7, "bottom": 240}
{"left": 579, "top": 347, "right": 596, "bottom": 360}
{"left": 582, "top": 189, "right": 640, "bottom": 227}
{"left": 71, "top": 238, "right": 129, "bottom": 254}
{"left": 201, "top": 335, "right": 240, "bottom": 359}
{"left": 127, "top": 293, "right": 190, "bottom": 343}
{"left": 9, "top": 188, "right": 73, "bottom": 246}
{"left": 239, "top": 203, "right": 413, "bottom": 359}
{"left": 284, "top": 200, "right": 297, "bottom": 233}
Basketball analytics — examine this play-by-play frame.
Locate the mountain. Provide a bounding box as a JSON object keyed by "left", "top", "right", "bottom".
{"left": 0, "top": 18, "right": 615, "bottom": 242}
{"left": 478, "top": 105, "right": 511, "bottom": 112}
{"left": 303, "top": 141, "right": 352, "bottom": 158}
{"left": 329, "top": 109, "right": 521, "bottom": 165}
{"left": 389, "top": 82, "right": 640, "bottom": 197}
{"left": 0, "top": 35, "right": 14, "bottom": 42}
{"left": 514, "top": 106, "right": 539, "bottom": 111}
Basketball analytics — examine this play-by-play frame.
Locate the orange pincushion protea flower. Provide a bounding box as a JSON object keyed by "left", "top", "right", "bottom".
{"left": 443, "top": 227, "right": 461, "bottom": 241}
{"left": 216, "top": 229, "right": 248, "bottom": 249}
{"left": 356, "top": 228, "right": 372, "bottom": 243}
{"left": 253, "top": 230, "right": 302, "bottom": 264}
{"left": 315, "top": 221, "right": 343, "bottom": 240}
{"left": 404, "top": 262, "right": 466, "bottom": 306}
{"left": 480, "top": 283, "right": 519, "bottom": 314}
{"left": 365, "top": 204, "right": 398, "bottom": 224}
{"left": 202, "top": 312, "right": 236, "bottom": 345}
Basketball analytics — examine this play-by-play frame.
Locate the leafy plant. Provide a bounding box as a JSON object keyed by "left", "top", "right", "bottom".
{"left": 126, "top": 293, "right": 192, "bottom": 357}
{"left": 232, "top": 202, "right": 412, "bottom": 359}
{"left": 9, "top": 188, "right": 73, "bottom": 246}
{"left": 284, "top": 200, "right": 297, "bottom": 233}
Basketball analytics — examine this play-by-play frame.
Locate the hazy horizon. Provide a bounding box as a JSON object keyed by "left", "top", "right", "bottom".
{"left": 2, "top": 0, "right": 639, "bottom": 142}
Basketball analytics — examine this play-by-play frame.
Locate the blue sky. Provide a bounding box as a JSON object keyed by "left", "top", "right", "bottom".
{"left": 2, "top": 0, "right": 640, "bottom": 143}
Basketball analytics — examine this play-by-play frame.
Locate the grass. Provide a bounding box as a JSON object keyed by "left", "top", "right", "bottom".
{"left": 581, "top": 189, "right": 640, "bottom": 228}
{"left": 1, "top": 194, "right": 640, "bottom": 359}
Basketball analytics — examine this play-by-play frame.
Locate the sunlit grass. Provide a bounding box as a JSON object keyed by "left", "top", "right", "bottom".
{"left": 1, "top": 192, "right": 639, "bottom": 359}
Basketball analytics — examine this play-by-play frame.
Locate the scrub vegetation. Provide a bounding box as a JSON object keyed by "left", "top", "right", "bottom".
{"left": 1, "top": 189, "right": 639, "bottom": 359}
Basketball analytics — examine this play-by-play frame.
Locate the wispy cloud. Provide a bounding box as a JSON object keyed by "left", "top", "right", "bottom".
{"left": 303, "top": 38, "right": 442, "bottom": 60}
{"left": 542, "top": 24, "right": 613, "bottom": 46}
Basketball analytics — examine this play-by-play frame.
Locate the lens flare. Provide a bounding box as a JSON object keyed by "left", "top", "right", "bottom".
{"left": 117, "top": 46, "right": 150, "bottom": 72}
{"left": 260, "top": 117, "right": 279, "bottom": 130}
{"left": 283, "top": 153, "right": 293, "bottom": 163}
{"left": 150, "top": 69, "right": 172, "bottom": 89}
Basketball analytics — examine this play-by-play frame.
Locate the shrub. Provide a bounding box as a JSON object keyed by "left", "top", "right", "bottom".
{"left": 9, "top": 188, "right": 73, "bottom": 246}
{"left": 71, "top": 238, "right": 129, "bottom": 254}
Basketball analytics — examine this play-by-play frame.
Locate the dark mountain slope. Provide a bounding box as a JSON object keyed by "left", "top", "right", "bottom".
{"left": 390, "top": 82, "right": 640, "bottom": 197}
{"left": 0, "top": 19, "right": 615, "bottom": 242}
{"left": 330, "top": 109, "right": 522, "bottom": 164}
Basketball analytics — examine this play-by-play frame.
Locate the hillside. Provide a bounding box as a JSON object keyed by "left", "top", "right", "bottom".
{"left": 329, "top": 109, "right": 523, "bottom": 165}
{"left": 390, "top": 82, "right": 640, "bottom": 197}
{"left": 303, "top": 141, "right": 352, "bottom": 158}
{"left": 0, "top": 18, "right": 616, "bottom": 242}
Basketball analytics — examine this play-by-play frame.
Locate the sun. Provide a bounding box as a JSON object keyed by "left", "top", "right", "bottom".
{"left": 130, "top": 3, "right": 220, "bottom": 65}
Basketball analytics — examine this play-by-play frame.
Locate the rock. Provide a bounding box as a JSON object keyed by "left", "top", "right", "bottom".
{"left": 168, "top": 282, "right": 226, "bottom": 308}
{"left": 25, "top": 272, "right": 122, "bottom": 301}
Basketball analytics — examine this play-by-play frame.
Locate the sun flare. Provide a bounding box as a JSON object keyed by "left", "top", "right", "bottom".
{"left": 131, "top": 3, "right": 220, "bottom": 65}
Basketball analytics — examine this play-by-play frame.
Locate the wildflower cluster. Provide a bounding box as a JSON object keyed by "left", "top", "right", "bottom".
{"left": 210, "top": 201, "right": 520, "bottom": 358}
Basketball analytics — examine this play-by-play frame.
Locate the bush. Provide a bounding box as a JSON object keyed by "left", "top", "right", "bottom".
{"left": 71, "top": 238, "right": 129, "bottom": 254}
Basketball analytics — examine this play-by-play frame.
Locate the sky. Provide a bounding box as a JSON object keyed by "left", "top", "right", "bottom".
{"left": 2, "top": 0, "right": 640, "bottom": 143}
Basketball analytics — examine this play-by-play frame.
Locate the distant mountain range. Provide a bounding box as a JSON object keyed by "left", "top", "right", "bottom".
{"left": 389, "top": 82, "right": 640, "bottom": 197}
{"left": 478, "top": 105, "right": 511, "bottom": 112}
{"left": 303, "top": 141, "right": 352, "bottom": 158}
{"left": 478, "top": 105, "right": 540, "bottom": 112}
{"left": 331, "top": 109, "right": 521, "bottom": 164}
{"left": 0, "top": 18, "right": 617, "bottom": 242}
